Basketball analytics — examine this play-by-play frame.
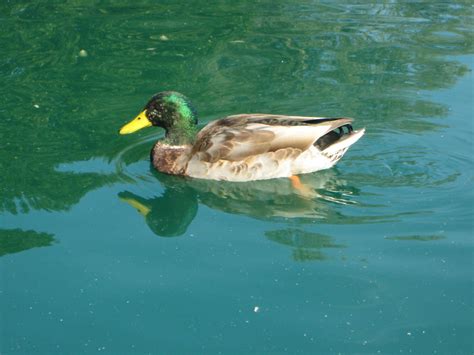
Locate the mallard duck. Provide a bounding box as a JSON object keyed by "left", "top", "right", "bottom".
{"left": 119, "top": 91, "right": 365, "bottom": 182}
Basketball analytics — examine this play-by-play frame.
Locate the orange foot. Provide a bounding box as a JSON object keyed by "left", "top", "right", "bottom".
{"left": 289, "top": 175, "right": 303, "bottom": 189}
{"left": 289, "top": 175, "right": 314, "bottom": 198}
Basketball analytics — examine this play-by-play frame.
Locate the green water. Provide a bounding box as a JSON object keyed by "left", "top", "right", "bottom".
{"left": 1, "top": 1, "right": 473, "bottom": 354}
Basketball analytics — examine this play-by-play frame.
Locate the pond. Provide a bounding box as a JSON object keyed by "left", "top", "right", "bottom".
{"left": 1, "top": 1, "right": 473, "bottom": 354}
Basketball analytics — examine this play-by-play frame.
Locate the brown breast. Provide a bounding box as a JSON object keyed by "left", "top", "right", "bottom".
{"left": 151, "top": 143, "right": 191, "bottom": 175}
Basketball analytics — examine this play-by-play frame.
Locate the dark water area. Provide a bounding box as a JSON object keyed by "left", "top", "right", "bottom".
{"left": 1, "top": 1, "right": 473, "bottom": 354}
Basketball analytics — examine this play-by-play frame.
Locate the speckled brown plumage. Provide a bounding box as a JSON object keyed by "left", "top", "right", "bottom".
{"left": 149, "top": 113, "right": 364, "bottom": 181}
{"left": 191, "top": 114, "right": 352, "bottom": 163}
{"left": 151, "top": 142, "right": 190, "bottom": 175}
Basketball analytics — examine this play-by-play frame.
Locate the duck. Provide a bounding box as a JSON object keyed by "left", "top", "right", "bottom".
{"left": 119, "top": 91, "right": 365, "bottom": 183}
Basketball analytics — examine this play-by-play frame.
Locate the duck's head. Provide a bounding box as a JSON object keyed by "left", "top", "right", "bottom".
{"left": 119, "top": 91, "right": 198, "bottom": 143}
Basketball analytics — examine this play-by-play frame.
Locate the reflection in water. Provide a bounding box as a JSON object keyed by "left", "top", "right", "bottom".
{"left": 265, "top": 228, "right": 345, "bottom": 262}
{"left": 119, "top": 168, "right": 448, "bottom": 259}
{"left": 120, "top": 167, "right": 421, "bottom": 240}
{"left": 118, "top": 186, "right": 198, "bottom": 238}
{"left": 0, "top": 228, "right": 56, "bottom": 257}
{"left": 119, "top": 170, "right": 361, "bottom": 238}
{"left": 119, "top": 172, "right": 354, "bottom": 260}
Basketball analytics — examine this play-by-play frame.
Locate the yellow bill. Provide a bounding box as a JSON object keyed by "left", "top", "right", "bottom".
{"left": 119, "top": 196, "right": 151, "bottom": 217}
{"left": 119, "top": 110, "right": 152, "bottom": 134}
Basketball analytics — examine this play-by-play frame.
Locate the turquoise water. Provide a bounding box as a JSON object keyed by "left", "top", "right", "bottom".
{"left": 1, "top": 2, "right": 473, "bottom": 354}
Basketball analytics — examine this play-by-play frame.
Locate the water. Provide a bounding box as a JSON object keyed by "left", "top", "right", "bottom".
{"left": 1, "top": 1, "right": 473, "bottom": 354}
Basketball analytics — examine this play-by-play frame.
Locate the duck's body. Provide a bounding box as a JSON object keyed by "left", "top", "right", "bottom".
{"left": 120, "top": 92, "right": 365, "bottom": 182}
{"left": 150, "top": 114, "right": 364, "bottom": 181}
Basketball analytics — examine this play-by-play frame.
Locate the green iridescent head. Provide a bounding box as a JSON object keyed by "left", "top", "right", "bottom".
{"left": 119, "top": 91, "right": 198, "bottom": 144}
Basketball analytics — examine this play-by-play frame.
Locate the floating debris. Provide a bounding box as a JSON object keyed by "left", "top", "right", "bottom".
{"left": 159, "top": 35, "right": 169, "bottom": 41}
{"left": 79, "top": 49, "right": 88, "bottom": 57}
{"left": 253, "top": 306, "right": 260, "bottom": 313}
{"left": 33, "top": 104, "right": 40, "bottom": 108}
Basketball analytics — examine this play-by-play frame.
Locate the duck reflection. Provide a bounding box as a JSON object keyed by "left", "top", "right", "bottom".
{"left": 119, "top": 169, "right": 361, "bottom": 238}
{"left": 118, "top": 182, "right": 198, "bottom": 238}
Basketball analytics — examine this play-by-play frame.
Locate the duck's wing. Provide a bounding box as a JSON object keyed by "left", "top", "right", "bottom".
{"left": 192, "top": 114, "right": 353, "bottom": 163}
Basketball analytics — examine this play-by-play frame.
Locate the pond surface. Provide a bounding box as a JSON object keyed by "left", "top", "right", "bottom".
{"left": 1, "top": 1, "right": 473, "bottom": 354}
